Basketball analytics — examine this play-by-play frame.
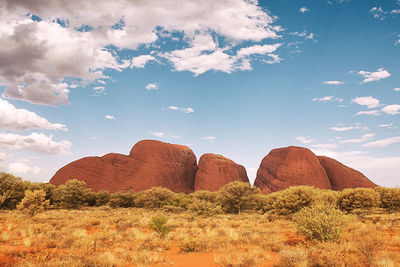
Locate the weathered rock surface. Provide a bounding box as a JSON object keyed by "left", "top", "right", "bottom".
{"left": 50, "top": 140, "right": 197, "bottom": 193}
{"left": 318, "top": 156, "right": 376, "bottom": 190}
{"left": 254, "top": 146, "right": 332, "bottom": 193}
{"left": 194, "top": 153, "right": 249, "bottom": 191}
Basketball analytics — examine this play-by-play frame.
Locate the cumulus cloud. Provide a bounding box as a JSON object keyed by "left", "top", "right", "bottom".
{"left": 382, "top": 105, "right": 400, "bottom": 115}
{"left": 202, "top": 136, "right": 216, "bottom": 142}
{"left": 299, "top": 7, "right": 309, "bottom": 13}
{"left": 358, "top": 68, "right": 391, "bottom": 83}
{"left": 295, "top": 136, "right": 315, "bottom": 144}
{"left": 152, "top": 132, "right": 165, "bottom": 137}
{"left": 145, "top": 83, "right": 159, "bottom": 90}
{"left": 0, "top": 0, "right": 282, "bottom": 104}
{"left": 351, "top": 96, "right": 380, "bottom": 109}
{"left": 394, "top": 88, "right": 400, "bottom": 92}
{"left": 0, "top": 132, "right": 71, "bottom": 154}
{"left": 168, "top": 106, "right": 194, "bottom": 114}
{"left": 0, "top": 98, "right": 67, "bottom": 131}
{"left": 312, "top": 96, "right": 343, "bottom": 102}
{"left": 354, "top": 110, "right": 380, "bottom": 116}
{"left": 104, "top": 115, "right": 115, "bottom": 120}
{"left": 8, "top": 162, "right": 42, "bottom": 175}
{"left": 323, "top": 81, "right": 344, "bottom": 85}
{"left": 363, "top": 136, "right": 400, "bottom": 148}
{"left": 340, "top": 133, "right": 375, "bottom": 144}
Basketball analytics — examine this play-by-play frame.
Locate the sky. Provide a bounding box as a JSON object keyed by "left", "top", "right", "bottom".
{"left": 0, "top": 0, "right": 399, "bottom": 187}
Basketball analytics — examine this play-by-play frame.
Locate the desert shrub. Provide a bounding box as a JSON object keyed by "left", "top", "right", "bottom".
{"left": 273, "top": 186, "right": 315, "bottom": 215}
{"left": 374, "top": 187, "right": 400, "bottom": 213}
{"left": 17, "top": 190, "right": 50, "bottom": 217}
{"left": 188, "top": 199, "right": 223, "bottom": 216}
{"left": 337, "top": 188, "right": 380, "bottom": 212}
{"left": 171, "top": 192, "right": 192, "bottom": 209}
{"left": 277, "top": 248, "right": 308, "bottom": 267}
{"left": 96, "top": 190, "right": 111, "bottom": 206}
{"left": 313, "top": 189, "right": 339, "bottom": 206}
{"left": 135, "top": 187, "right": 175, "bottom": 208}
{"left": 190, "top": 190, "right": 218, "bottom": 202}
{"left": 109, "top": 191, "right": 135, "bottom": 208}
{"left": 253, "top": 192, "right": 279, "bottom": 213}
{"left": 292, "top": 204, "right": 349, "bottom": 242}
{"left": 0, "top": 172, "right": 25, "bottom": 209}
{"left": 217, "top": 181, "right": 261, "bottom": 214}
{"left": 148, "top": 215, "right": 171, "bottom": 237}
{"left": 53, "top": 179, "right": 92, "bottom": 209}
{"left": 214, "top": 249, "right": 262, "bottom": 267}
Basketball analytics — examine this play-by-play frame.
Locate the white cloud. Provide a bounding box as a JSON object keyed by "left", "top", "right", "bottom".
{"left": 295, "top": 136, "right": 315, "bottom": 144}
{"left": 202, "top": 136, "right": 216, "bottom": 142}
{"left": 145, "top": 83, "right": 159, "bottom": 90}
{"left": 354, "top": 110, "right": 380, "bottom": 116}
{"left": 8, "top": 162, "right": 42, "bottom": 175}
{"left": 351, "top": 96, "right": 380, "bottom": 109}
{"left": 0, "top": 132, "right": 71, "bottom": 154}
{"left": 131, "top": 55, "right": 155, "bottom": 68}
{"left": 340, "top": 133, "right": 375, "bottom": 144}
{"left": 394, "top": 88, "right": 400, "bottom": 92}
{"left": 0, "top": 0, "right": 281, "bottom": 105}
{"left": 93, "top": 86, "right": 106, "bottom": 95}
{"left": 290, "top": 31, "right": 315, "bottom": 40}
{"left": 105, "top": 115, "right": 115, "bottom": 120}
{"left": 323, "top": 81, "right": 344, "bottom": 85}
{"left": 236, "top": 43, "right": 281, "bottom": 58}
{"left": 311, "top": 143, "right": 338, "bottom": 149}
{"left": 363, "top": 136, "right": 400, "bottom": 148}
{"left": 358, "top": 68, "right": 391, "bottom": 83}
{"left": 330, "top": 123, "right": 367, "bottom": 132}
{"left": 168, "top": 106, "right": 194, "bottom": 114}
{"left": 370, "top": 7, "right": 387, "bottom": 20}
{"left": 152, "top": 132, "right": 165, "bottom": 137}
{"left": 299, "top": 7, "right": 309, "bottom": 13}
{"left": 312, "top": 96, "right": 343, "bottom": 102}
{"left": 378, "top": 123, "right": 393, "bottom": 128}
{"left": 392, "top": 9, "right": 400, "bottom": 14}
{"left": 382, "top": 105, "right": 400, "bottom": 115}
{"left": 0, "top": 98, "right": 67, "bottom": 131}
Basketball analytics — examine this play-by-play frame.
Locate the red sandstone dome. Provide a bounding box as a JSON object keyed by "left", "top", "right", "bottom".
{"left": 254, "top": 146, "right": 377, "bottom": 193}
{"left": 194, "top": 153, "right": 249, "bottom": 191}
{"left": 50, "top": 140, "right": 197, "bottom": 193}
{"left": 318, "top": 156, "right": 376, "bottom": 190}
{"left": 254, "top": 146, "right": 332, "bottom": 193}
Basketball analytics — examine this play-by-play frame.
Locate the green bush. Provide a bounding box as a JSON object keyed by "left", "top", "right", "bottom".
{"left": 109, "top": 191, "right": 135, "bottom": 208}
{"left": 292, "top": 204, "right": 349, "bottom": 242}
{"left": 253, "top": 192, "right": 279, "bottom": 213}
{"left": 135, "top": 187, "right": 175, "bottom": 208}
{"left": 148, "top": 215, "right": 171, "bottom": 237}
{"left": 217, "top": 181, "right": 260, "bottom": 214}
{"left": 273, "top": 186, "right": 315, "bottom": 215}
{"left": 53, "top": 179, "right": 92, "bottom": 209}
{"left": 172, "top": 192, "right": 192, "bottom": 209}
{"left": 0, "top": 172, "right": 25, "bottom": 209}
{"left": 375, "top": 187, "right": 400, "bottom": 213}
{"left": 96, "top": 190, "right": 111, "bottom": 206}
{"left": 17, "top": 190, "right": 50, "bottom": 217}
{"left": 189, "top": 190, "right": 218, "bottom": 202}
{"left": 338, "top": 188, "right": 380, "bottom": 212}
{"left": 188, "top": 199, "right": 223, "bottom": 216}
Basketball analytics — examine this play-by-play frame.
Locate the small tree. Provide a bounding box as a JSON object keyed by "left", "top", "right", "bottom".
{"left": 96, "top": 190, "right": 111, "bottom": 206}
{"left": 0, "top": 172, "right": 25, "bottom": 209}
{"left": 375, "top": 187, "right": 400, "bottom": 213}
{"left": 273, "top": 186, "right": 315, "bottom": 215}
{"left": 53, "top": 179, "right": 92, "bottom": 209}
{"left": 217, "top": 181, "right": 260, "bottom": 214}
{"left": 109, "top": 191, "right": 135, "bottom": 208}
{"left": 17, "top": 190, "right": 50, "bottom": 217}
{"left": 135, "top": 187, "right": 175, "bottom": 209}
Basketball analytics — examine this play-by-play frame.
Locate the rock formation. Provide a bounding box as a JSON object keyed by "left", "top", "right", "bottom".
{"left": 50, "top": 140, "right": 197, "bottom": 193}
{"left": 254, "top": 146, "right": 332, "bottom": 193}
{"left": 318, "top": 156, "right": 376, "bottom": 190}
{"left": 194, "top": 153, "right": 249, "bottom": 191}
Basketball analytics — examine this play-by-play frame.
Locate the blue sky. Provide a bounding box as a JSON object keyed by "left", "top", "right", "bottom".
{"left": 0, "top": 0, "right": 399, "bottom": 187}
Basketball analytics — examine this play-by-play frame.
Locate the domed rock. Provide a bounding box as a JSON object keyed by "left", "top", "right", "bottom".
{"left": 194, "top": 153, "right": 249, "bottom": 191}
{"left": 318, "top": 156, "right": 376, "bottom": 190}
{"left": 254, "top": 146, "right": 332, "bottom": 193}
{"left": 50, "top": 140, "right": 197, "bottom": 193}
